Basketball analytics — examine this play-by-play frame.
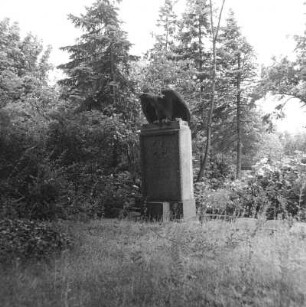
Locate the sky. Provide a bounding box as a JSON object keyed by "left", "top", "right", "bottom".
{"left": 1, "top": 0, "right": 305, "bottom": 67}
{"left": 1, "top": 0, "right": 306, "bottom": 133}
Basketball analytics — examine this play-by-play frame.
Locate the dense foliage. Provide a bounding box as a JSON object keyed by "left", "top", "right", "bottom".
{"left": 196, "top": 153, "right": 306, "bottom": 221}
{"left": 0, "top": 219, "right": 72, "bottom": 264}
{"left": 1, "top": 0, "right": 306, "bottom": 264}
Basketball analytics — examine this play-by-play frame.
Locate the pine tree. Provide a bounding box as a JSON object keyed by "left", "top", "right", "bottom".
{"left": 177, "top": 0, "right": 211, "bottom": 71}
{"left": 58, "top": 0, "right": 134, "bottom": 117}
{"left": 173, "top": 0, "right": 212, "bottom": 133}
{"left": 155, "top": 0, "right": 178, "bottom": 52}
{"left": 141, "top": 0, "right": 182, "bottom": 91}
{"left": 215, "top": 10, "right": 258, "bottom": 178}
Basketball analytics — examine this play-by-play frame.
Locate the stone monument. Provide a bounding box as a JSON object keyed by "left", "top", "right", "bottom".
{"left": 140, "top": 120, "right": 196, "bottom": 221}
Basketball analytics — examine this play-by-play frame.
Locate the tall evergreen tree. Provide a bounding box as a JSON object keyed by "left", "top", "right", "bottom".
{"left": 141, "top": 0, "right": 183, "bottom": 91}
{"left": 174, "top": 0, "right": 212, "bottom": 133}
{"left": 58, "top": 0, "right": 134, "bottom": 118}
{"left": 216, "top": 10, "right": 258, "bottom": 178}
{"left": 155, "top": 0, "right": 178, "bottom": 52}
{"left": 177, "top": 0, "right": 211, "bottom": 72}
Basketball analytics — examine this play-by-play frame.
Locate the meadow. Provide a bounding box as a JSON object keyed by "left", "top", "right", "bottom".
{"left": 1, "top": 218, "right": 306, "bottom": 307}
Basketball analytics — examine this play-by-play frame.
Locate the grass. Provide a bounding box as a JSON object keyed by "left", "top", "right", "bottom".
{"left": 1, "top": 218, "right": 306, "bottom": 307}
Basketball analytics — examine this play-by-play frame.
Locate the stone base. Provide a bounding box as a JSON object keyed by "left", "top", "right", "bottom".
{"left": 146, "top": 199, "right": 196, "bottom": 222}
{"left": 145, "top": 202, "right": 171, "bottom": 222}
{"left": 182, "top": 199, "right": 197, "bottom": 220}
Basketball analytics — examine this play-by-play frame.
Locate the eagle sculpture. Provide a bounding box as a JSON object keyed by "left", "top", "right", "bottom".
{"left": 139, "top": 89, "right": 191, "bottom": 124}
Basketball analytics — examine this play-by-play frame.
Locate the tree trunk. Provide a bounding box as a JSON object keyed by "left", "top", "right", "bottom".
{"left": 197, "top": 41, "right": 216, "bottom": 181}
{"left": 196, "top": 0, "right": 226, "bottom": 182}
{"left": 236, "top": 52, "right": 242, "bottom": 179}
{"left": 110, "top": 43, "right": 116, "bottom": 104}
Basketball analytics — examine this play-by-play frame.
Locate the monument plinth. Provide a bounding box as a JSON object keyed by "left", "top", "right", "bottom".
{"left": 140, "top": 120, "right": 196, "bottom": 221}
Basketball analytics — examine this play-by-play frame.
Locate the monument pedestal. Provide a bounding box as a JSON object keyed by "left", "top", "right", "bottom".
{"left": 140, "top": 120, "right": 196, "bottom": 221}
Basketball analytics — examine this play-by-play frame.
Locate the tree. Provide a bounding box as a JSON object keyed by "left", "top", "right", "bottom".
{"left": 196, "top": 0, "right": 226, "bottom": 181}
{"left": 168, "top": 0, "right": 212, "bottom": 142}
{"left": 140, "top": 0, "right": 198, "bottom": 95}
{"left": 216, "top": 10, "right": 258, "bottom": 178}
{"left": 57, "top": 0, "right": 143, "bottom": 187}
{"left": 141, "top": 0, "right": 180, "bottom": 92}
{"left": 58, "top": 0, "right": 136, "bottom": 119}
{"left": 257, "top": 23, "right": 306, "bottom": 106}
{"left": 258, "top": 57, "right": 305, "bottom": 104}
{"left": 0, "top": 18, "right": 52, "bottom": 108}
{"left": 155, "top": 0, "right": 178, "bottom": 53}
{"left": 177, "top": 0, "right": 211, "bottom": 73}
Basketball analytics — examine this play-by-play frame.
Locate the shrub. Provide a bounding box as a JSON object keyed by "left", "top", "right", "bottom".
{"left": 96, "top": 171, "right": 142, "bottom": 218}
{"left": 0, "top": 146, "right": 71, "bottom": 220}
{"left": 195, "top": 182, "right": 237, "bottom": 219}
{"left": 46, "top": 111, "right": 139, "bottom": 172}
{"left": 228, "top": 154, "right": 306, "bottom": 220}
{"left": 0, "top": 219, "right": 73, "bottom": 264}
{"left": 1, "top": 106, "right": 142, "bottom": 221}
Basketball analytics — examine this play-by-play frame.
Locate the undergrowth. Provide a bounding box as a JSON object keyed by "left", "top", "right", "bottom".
{"left": 1, "top": 219, "right": 306, "bottom": 306}
{"left": 0, "top": 219, "right": 74, "bottom": 265}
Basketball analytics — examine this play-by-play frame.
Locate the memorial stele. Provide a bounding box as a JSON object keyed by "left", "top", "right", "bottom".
{"left": 140, "top": 120, "right": 196, "bottom": 221}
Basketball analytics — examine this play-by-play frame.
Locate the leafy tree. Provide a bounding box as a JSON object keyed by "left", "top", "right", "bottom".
{"left": 281, "top": 132, "right": 306, "bottom": 155}
{"left": 259, "top": 57, "right": 304, "bottom": 103}
{"left": 257, "top": 25, "right": 306, "bottom": 105}
{"left": 255, "top": 132, "right": 284, "bottom": 162}
{"left": 0, "top": 18, "right": 52, "bottom": 108}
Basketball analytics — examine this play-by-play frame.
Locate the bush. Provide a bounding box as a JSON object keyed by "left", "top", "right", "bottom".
{"left": 46, "top": 111, "right": 139, "bottom": 172}
{"left": 1, "top": 103, "right": 143, "bottom": 221}
{"left": 195, "top": 182, "right": 237, "bottom": 218}
{"left": 228, "top": 155, "right": 306, "bottom": 220}
{"left": 0, "top": 146, "right": 71, "bottom": 220}
{"left": 0, "top": 219, "right": 73, "bottom": 264}
{"left": 95, "top": 171, "right": 142, "bottom": 218}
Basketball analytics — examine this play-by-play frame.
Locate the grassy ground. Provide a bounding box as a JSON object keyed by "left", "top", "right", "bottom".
{"left": 1, "top": 218, "right": 306, "bottom": 307}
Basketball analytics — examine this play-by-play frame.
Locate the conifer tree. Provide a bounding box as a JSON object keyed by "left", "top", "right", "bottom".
{"left": 155, "top": 0, "right": 178, "bottom": 52}
{"left": 142, "top": 0, "right": 183, "bottom": 91}
{"left": 174, "top": 0, "right": 212, "bottom": 132}
{"left": 58, "top": 0, "right": 134, "bottom": 117}
{"left": 216, "top": 10, "right": 257, "bottom": 178}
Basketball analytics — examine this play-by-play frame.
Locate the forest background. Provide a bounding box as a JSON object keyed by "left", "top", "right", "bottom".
{"left": 1, "top": 0, "right": 306, "bottom": 263}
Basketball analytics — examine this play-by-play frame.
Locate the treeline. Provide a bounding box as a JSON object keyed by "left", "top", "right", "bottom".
{"left": 1, "top": 0, "right": 306, "bottom": 225}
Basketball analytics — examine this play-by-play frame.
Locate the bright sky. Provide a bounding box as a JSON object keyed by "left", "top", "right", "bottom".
{"left": 1, "top": 0, "right": 305, "bottom": 133}
{"left": 258, "top": 96, "right": 306, "bottom": 134}
{"left": 1, "top": 0, "right": 305, "bottom": 66}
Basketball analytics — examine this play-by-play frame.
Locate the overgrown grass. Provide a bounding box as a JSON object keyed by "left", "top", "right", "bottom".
{"left": 1, "top": 219, "right": 306, "bottom": 306}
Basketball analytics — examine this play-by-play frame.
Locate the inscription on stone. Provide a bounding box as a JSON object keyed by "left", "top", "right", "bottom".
{"left": 142, "top": 134, "right": 180, "bottom": 201}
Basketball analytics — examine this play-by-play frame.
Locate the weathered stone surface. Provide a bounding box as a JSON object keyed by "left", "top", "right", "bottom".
{"left": 146, "top": 202, "right": 171, "bottom": 221}
{"left": 140, "top": 120, "right": 196, "bottom": 220}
